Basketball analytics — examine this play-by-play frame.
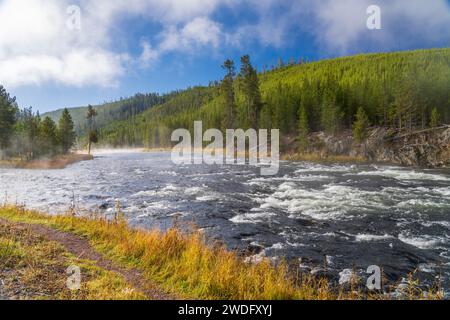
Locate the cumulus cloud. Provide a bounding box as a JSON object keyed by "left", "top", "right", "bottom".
{"left": 233, "top": 0, "right": 450, "bottom": 53}
{"left": 81, "top": 0, "right": 233, "bottom": 25}
{"left": 291, "top": 0, "right": 450, "bottom": 53}
{"left": 0, "top": 0, "right": 232, "bottom": 88}
{"left": 139, "top": 41, "right": 159, "bottom": 68}
{"left": 138, "top": 17, "right": 224, "bottom": 69}
{"left": 0, "top": 0, "right": 126, "bottom": 88}
{"left": 158, "top": 17, "right": 223, "bottom": 53}
{"left": 0, "top": 50, "right": 126, "bottom": 87}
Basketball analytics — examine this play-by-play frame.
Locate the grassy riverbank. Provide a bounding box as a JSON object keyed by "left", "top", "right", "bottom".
{"left": 0, "top": 206, "right": 443, "bottom": 300}
{"left": 0, "top": 153, "right": 93, "bottom": 170}
{"left": 282, "top": 153, "right": 367, "bottom": 164}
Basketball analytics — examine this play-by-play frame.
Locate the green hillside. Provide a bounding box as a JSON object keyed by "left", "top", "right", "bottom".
{"left": 43, "top": 92, "right": 171, "bottom": 135}
{"left": 95, "top": 49, "right": 450, "bottom": 148}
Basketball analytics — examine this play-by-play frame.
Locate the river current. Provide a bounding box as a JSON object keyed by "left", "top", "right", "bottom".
{"left": 1, "top": 151, "right": 449, "bottom": 292}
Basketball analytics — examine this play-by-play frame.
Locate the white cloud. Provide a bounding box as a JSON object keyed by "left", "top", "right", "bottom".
{"left": 291, "top": 0, "right": 450, "bottom": 53}
{"left": 228, "top": 0, "right": 450, "bottom": 53}
{"left": 1, "top": 0, "right": 450, "bottom": 89}
{"left": 158, "top": 17, "right": 223, "bottom": 53}
{"left": 0, "top": 50, "right": 125, "bottom": 88}
{"left": 138, "top": 17, "right": 225, "bottom": 70}
{"left": 0, "top": 0, "right": 232, "bottom": 89}
{"left": 139, "top": 41, "right": 159, "bottom": 68}
{"left": 81, "top": 0, "right": 232, "bottom": 24}
{"left": 0, "top": 0, "right": 125, "bottom": 88}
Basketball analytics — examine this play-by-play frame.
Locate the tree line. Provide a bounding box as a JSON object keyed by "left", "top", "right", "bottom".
{"left": 97, "top": 49, "right": 449, "bottom": 150}
{"left": 0, "top": 85, "right": 76, "bottom": 160}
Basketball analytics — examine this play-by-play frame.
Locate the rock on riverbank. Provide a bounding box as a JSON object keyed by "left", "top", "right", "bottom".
{"left": 285, "top": 126, "right": 450, "bottom": 168}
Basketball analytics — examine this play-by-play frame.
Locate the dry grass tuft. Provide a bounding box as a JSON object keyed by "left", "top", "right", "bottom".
{"left": 283, "top": 153, "right": 367, "bottom": 164}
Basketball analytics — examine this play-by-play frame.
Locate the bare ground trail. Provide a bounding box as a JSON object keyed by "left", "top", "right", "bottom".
{"left": 0, "top": 218, "right": 176, "bottom": 300}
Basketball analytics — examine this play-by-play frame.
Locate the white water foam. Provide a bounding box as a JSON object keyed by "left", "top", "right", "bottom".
{"left": 397, "top": 199, "right": 449, "bottom": 208}
{"left": 230, "top": 212, "right": 276, "bottom": 224}
{"left": 435, "top": 187, "right": 450, "bottom": 196}
{"left": 184, "top": 186, "right": 208, "bottom": 196}
{"left": 132, "top": 190, "right": 158, "bottom": 197}
{"left": 420, "top": 221, "right": 450, "bottom": 228}
{"left": 255, "top": 182, "right": 387, "bottom": 221}
{"left": 295, "top": 164, "right": 355, "bottom": 174}
{"left": 354, "top": 234, "right": 395, "bottom": 242}
{"left": 356, "top": 168, "right": 450, "bottom": 181}
{"left": 196, "top": 194, "right": 223, "bottom": 201}
{"left": 398, "top": 233, "right": 447, "bottom": 249}
{"left": 184, "top": 186, "right": 224, "bottom": 202}
{"left": 132, "top": 184, "right": 182, "bottom": 198}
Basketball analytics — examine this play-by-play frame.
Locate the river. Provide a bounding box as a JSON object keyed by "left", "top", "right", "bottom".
{"left": 1, "top": 151, "right": 449, "bottom": 292}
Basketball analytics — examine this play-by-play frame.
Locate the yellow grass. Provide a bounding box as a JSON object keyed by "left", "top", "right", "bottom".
{"left": 0, "top": 205, "right": 336, "bottom": 300}
{"left": 283, "top": 152, "right": 367, "bottom": 164}
{"left": 0, "top": 154, "right": 93, "bottom": 170}
{"left": 0, "top": 205, "right": 443, "bottom": 300}
{"left": 0, "top": 218, "right": 146, "bottom": 300}
{"left": 17, "top": 154, "right": 94, "bottom": 169}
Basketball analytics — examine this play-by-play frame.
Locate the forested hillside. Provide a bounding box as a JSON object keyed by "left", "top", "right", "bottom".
{"left": 98, "top": 86, "right": 220, "bottom": 146}
{"left": 96, "top": 49, "right": 450, "bottom": 149}
{"left": 44, "top": 92, "right": 171, "bottom": 135}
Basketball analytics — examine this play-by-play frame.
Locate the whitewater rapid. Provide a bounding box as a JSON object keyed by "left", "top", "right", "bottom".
{"left": 1, "top": 151, "right": 449, "bottom": 292}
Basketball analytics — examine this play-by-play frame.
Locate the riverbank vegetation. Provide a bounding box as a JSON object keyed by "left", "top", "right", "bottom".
{"left": 282, "top": 153, "right": 367, "bottom": 164}
{"left": 0, "top": 205, "right": 443, "bottom": 300}
{"left": 1, "top": 87, "right": 77, "bottom": 161}
{"left": 12, "top": 153, "right": 93, "bottom": 170}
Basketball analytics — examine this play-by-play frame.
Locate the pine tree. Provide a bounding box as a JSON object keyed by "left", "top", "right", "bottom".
{"left": 395, "top": 78, "right": 417, "bottom": 131}
{"left": 353, "top": 107, "right": 371, "bottom": 143}
{"left": 240, "top": 55, "right": 262, "bottom": 129}
{"left": 86, "top": 105, "right": 98, "bottom": 155}
{"left": 277, "top": 58, "right": 284, "bottom": 69}
{"left": 321, "top": 95, "right": 343, "bottom": 135}
{"left": 0, "top": 86, "right": 18, "bottom": 151}
{"left": 14, "top": 107, "right": 40, "bottom": 160}
{"left": 221, "top": 59, "right": 237, "bottom": 129}
{"left": 430, "top": 107, "right": 441, "bottom": 128}
{"left": 298, "top": 105, "right": 309, "bottom": 152}
{"left": 39, "top": 116, "right": 58, "bottom": 156}
{"left": 58, "top": 108, "right": 76, "bottom": 154}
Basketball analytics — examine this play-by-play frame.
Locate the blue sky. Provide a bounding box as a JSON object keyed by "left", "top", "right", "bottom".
{"left": 1, "top": 0, "right": 450, "bottom": 113}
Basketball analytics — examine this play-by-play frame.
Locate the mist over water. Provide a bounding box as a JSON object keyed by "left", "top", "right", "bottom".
{"left": 1, "top": 151, "right": 450, "bottom": 292}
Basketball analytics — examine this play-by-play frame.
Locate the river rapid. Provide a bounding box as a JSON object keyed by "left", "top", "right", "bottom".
{"left": 1, "top": 151, "right": 449, "bottom": 293}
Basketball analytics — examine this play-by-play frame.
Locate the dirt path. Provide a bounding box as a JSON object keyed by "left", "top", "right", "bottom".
{"left": 0, "top": 218, "right": 176, "bottom": 300}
